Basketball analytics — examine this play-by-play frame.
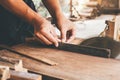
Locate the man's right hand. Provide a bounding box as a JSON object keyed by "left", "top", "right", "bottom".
{"left": 0, "top": 0, "right": 60, "bottom": 47}
{"left": 32, "top": 16, "right": 59, "bottom": 47}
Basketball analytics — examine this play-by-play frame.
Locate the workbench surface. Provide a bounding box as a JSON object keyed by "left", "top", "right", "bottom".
{"left": 0, "top": 40, "right": 120, "bottom": 80}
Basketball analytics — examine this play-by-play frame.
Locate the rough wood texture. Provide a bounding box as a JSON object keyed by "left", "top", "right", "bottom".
{"left": 114, "top": 15, "right": 120, "bottom": 41}
{"left": 9, "top": 70, "right": 42, "bottom": 80}
{"left": 0, "top": 45, "right": 57, "bottom": 66}
{"left": 0, "top": 64, "right": 41, "bottom": 80}
{"left": 0, "top": 40, "right": 120, "bottom": 80}
{"left": 0, "top": 56, "right": 27, "bottom": 72}
{"left": 0, "top": 66, "right": 10, "bottom": 80}
{"left": 105, "top": 20, "right": 115, "bottom": 38}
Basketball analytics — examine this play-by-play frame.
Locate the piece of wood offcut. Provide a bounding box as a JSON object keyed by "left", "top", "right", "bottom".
{"left": 105, "top": 20, "right": 115, "bottom": 38}
{"left": 0, "top": 40, "right": 120, "bottom": 80}
{"left": 0, "top": 56, "right": 27, "bottom": 72}
{"left": 9, "top": 70, "right": 42, "bottom": 80}
{"left": 0, "top": 63, "right": 42, "bottom": 80}
{"left": 114, "top": 15, "right": 120, "bottom": 41}
{"left": 0, "top": 66, "right": 10, "bottom": 80}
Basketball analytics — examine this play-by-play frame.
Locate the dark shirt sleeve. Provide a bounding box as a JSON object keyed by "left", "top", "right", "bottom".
{"left": 0, "top": 0, "right": 35, "bottom": 45}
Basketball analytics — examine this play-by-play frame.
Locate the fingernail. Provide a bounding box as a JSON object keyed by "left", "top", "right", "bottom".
{"left": 55, "top": 43, "right": 59, "bottom": 47}
{"left": 62, "top": 39, "right": 65, "bottom": 43}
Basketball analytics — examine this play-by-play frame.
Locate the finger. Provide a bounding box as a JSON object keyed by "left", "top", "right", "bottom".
{"left": 36, "top": 33, "right": 53, "bottom": 45}
{"left": 51, "top": 27, "right": 58, "bottom": 39}
{"left": 42, "top": 31, "right": 59, "bottom": 47}
{"left": 66, "top": 35, "right": 75, "bottom": 43}
{"left": 51, "top": 27, "right": 61, "bottom": 42}
{"left": 51, "top": 32, "right": 61, "bottom": 42}
{"left": 35, "top": 36, "right": 44, "bottom": 44}
{"left": 66, "top": 29, "right": 76, "bottom": 43}
{"left": 61, "top": 29, "right": 67, "bottom": 43}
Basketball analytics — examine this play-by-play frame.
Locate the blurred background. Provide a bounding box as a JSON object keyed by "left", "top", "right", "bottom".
{"left": 32, "top": 0, "right": 120, "bottom": 40}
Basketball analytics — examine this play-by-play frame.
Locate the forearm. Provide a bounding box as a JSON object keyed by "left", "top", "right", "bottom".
{"left": 0, "top": 0, "right": 60, "bottom": 46}
{"left": 42, "top": 0, "right": 64, "bottom": 21}
{"left": 0, "top": 0, "right": 43, "bottom": 25}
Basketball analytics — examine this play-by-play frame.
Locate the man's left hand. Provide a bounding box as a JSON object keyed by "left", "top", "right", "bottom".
{"left": 56, "top": 16, "right": 76, "bottom": 43}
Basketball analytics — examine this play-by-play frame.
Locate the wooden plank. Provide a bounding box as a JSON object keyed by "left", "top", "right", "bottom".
{"left": 0, "top": 66, "right": 10, "bottom": 80}
{"left": 114, "top": 15, "right": 120, "bottom": 41}
{"left": 0, "top": 56, "right": 27, "bottom": 72}
{"left": 0, "top": 66, "right": 41, "bottom": 80}
{"left": 105, "top": 20, "right": 115, "bottom": 38}
{"left": 0, "top": 45, "right": 58, "bottom": 66}
{"left": 9, "top": 70, "right": 42, "bottom": 80}
{"left": 0, "top": 61, "right": 14, "bottom": 70}
{"left": 0, "top": 41, "right": 120, "bottom": 80}
{"left": 0, "top": 59, "right": 41, "bottom": 80}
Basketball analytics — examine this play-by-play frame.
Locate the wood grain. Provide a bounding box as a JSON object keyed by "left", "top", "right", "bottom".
{"left": 9, "top": 70, "right": 41, "bottom": 80}
{"left": 0, "top": 40, "right": 120, "bottom": 80}
{"left": 0, "top": 45, "right": 58, "bottom": 66}
{"left": 0, "top": 56, "right": 27, "bottom": 72}
{"left": 0, "top": 66, "right": 10, "bottom": 80}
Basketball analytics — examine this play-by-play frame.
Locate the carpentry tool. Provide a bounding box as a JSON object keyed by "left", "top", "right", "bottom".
{"left": 0, "top": 45, "right": 58, "bottom": 66}
{"left": 55, "top": 42, "right": 111, "bottom": 58}
{"left": 26, "top": 30, "right": 111, "bottom": 58}
{"left": 25, "top": 36, "right": 111, "bottom": 58}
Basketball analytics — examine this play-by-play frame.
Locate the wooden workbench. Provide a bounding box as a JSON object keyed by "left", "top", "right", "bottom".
{"left": 0, "top": 39, "right": 120, "bottom": 80}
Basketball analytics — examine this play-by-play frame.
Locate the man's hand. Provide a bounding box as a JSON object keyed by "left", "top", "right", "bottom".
{"left": 32, "top": 17, "right": 59, "bottom": 47}
{"left": 56, "top": 16, "right": 76, "bottom": 43}
{"left": 42, "top": 0, "right": 76, "bottom": 43}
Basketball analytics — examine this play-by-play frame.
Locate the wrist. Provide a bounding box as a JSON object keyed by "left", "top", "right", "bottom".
{"left": 55, "top": 13, "right": 66, "bottom": 23}
{"left": 25, "top": 9, "right": 45, "bottom": 26}
{"left": 52, "top": 11, "right": 65, "bottom": 23}
{"left": 31, "top": 14, "right": 46, "bottom": 27}
{"left": 25, "top": 9, "right": 37, "bottom": 25}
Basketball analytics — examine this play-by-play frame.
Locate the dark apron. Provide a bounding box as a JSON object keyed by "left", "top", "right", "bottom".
{"left": 0, "top": 0, "right": 36, "bottom": 45}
